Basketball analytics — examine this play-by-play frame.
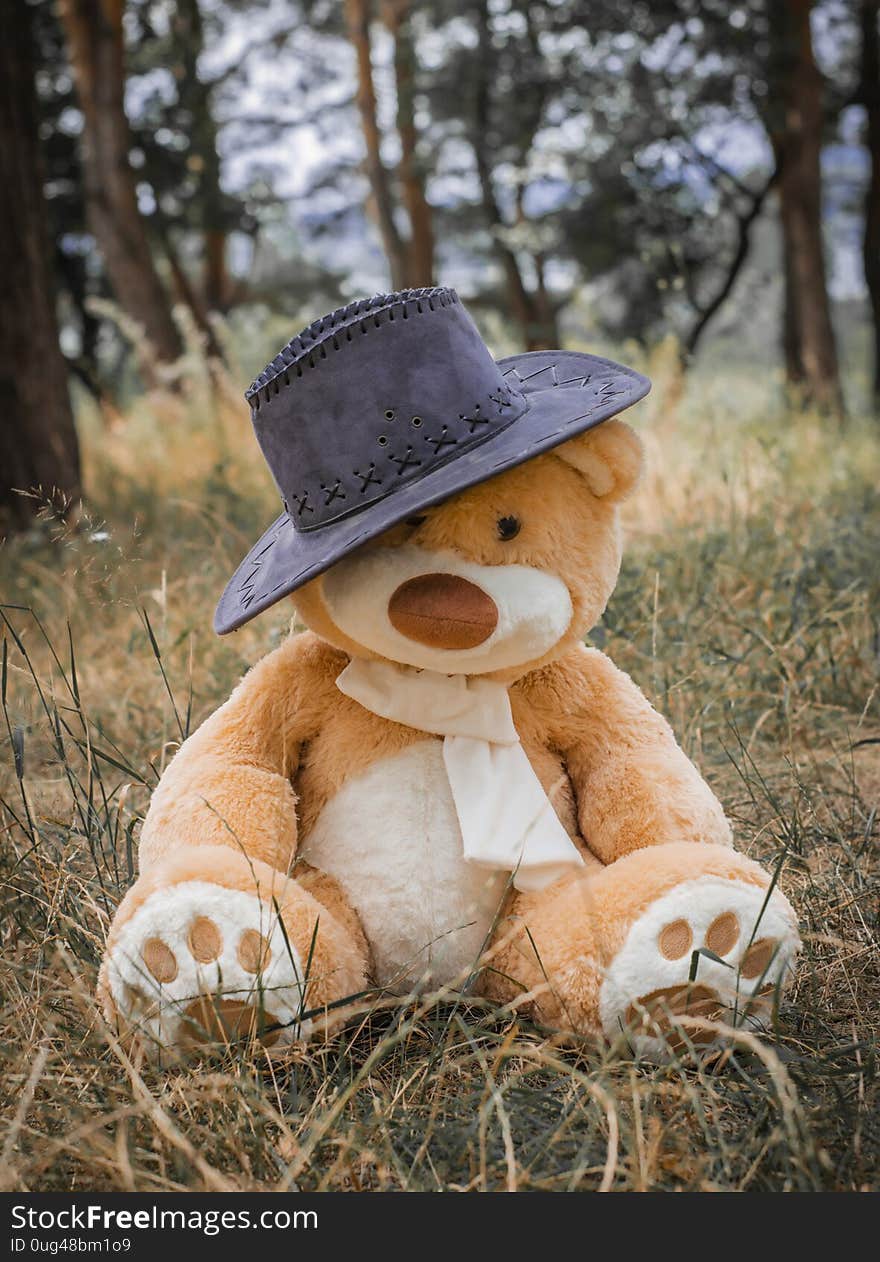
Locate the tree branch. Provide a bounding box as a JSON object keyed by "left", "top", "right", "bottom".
{"left": 684, "top": 164, "right": 778, "bottom": 360}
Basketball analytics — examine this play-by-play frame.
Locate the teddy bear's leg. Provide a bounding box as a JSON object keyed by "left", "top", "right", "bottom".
{"left": 98, "top": 847, "right": 370, "bottom": 1056}
{"left": 485, "top": 841, "right": 800, "bottom": 1058}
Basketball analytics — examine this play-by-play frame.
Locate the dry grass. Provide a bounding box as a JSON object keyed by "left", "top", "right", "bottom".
{"left": 0, "top": 334, "right": 878, "bottom": 1192}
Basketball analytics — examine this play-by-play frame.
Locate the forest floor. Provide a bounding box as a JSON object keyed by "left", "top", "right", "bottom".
{"left": 1, "top": 339, "right": 878, "bottom": 1192}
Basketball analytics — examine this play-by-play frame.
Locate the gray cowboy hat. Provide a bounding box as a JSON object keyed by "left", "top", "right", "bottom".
{"left": 215, "top": 286, "right": 650, "bottom": 634}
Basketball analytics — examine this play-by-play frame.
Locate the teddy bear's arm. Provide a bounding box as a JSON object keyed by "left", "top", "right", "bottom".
{"left": 547, "top": 644, "right": 732, "bottom": 863}
{"left": 138, "top": 631, "right": 335, "bottom": 875}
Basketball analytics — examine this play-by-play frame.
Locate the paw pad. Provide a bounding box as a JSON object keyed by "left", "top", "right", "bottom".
{"left": 658, "top": 918, "right": 692, "bottom": 960}
{"left": 187, "top": 916, "right": 223, "bottom": 963}
{"left": 705, "top": 911, "right": 739, "bottom": 956}
{"left": 142, "top": 937, "right": 178, "bottom": 983}
{"left": 627, "top": 983, "right": 725, "bottom": 1049}
{"left": 182, "top": 997, "right": 281, "bottom": 1048}
{"left": 238, "top": 928, "right": 271, "bottom": 974}
{"left": 741, "top": 937, "right": 775, "bottom": 979}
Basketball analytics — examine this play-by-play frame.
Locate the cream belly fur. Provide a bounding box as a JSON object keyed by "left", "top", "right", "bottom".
{"left": 300, "top": 741, "right": 509, "bottom": 989}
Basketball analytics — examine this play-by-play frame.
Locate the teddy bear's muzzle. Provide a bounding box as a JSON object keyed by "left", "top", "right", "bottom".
{"left": 387, "top": 573, "right": 499, "bottom": 649}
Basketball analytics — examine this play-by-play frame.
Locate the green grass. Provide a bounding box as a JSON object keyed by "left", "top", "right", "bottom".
{"left": 1, "top": 342, "right": 878, "bottom": 1191}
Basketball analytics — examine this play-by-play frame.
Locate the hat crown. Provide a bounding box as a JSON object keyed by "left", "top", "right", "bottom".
{"left": 246, "top": 287, "right": 526, "bottom": 532}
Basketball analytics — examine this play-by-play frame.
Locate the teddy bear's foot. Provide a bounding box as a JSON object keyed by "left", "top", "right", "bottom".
{"left": 598, "top": 857, "right": 800, "bottom": 1060}
{"left": 103, "top": 878, "right": 309, "bottom": 1053}
{"left": 99, "top": 847, "right": 369, "bottom": 1056}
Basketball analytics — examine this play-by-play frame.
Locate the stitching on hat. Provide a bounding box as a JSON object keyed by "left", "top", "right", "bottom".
{"left": 426, "top": 426, "right": 457, "bottom": 454}
{"left": 498, "top": 358, "right": 644, "bottom": 412}
{"left": 388, "top": 446, "right": 422, "bottom": 476}
{"left": 488, "top": 389, "right": 513, "bottom": 409}
{"left": 459, "top": 403, "right": 491, "bottom": 434}
{"left": 320, "top": 480, "right": 346, "bottom": 506}
{"left": 237, "top": 523, "right": 284, "bottom": 607}
{"left": 502, "top": 360, "right": 595, "bottom": 389}
{"left": 243, "top": 287, "right": 457, "bottom": 406}
{"left": 247, "top": 287, "right": 458, "bottom": 408}
{"left": 354, "top": 464, "right": 383, "bottom": 492}
{"left": 292, "top": 491, "right": 314, "bottom": 518}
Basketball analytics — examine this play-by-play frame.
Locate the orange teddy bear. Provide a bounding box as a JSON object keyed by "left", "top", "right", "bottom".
{"left": 99, "top": 288, "right": 799, "bottom": 1059}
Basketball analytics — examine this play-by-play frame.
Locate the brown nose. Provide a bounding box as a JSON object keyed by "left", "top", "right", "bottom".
{"left": 388, "top": 573, "right": 499, "bottom": 649}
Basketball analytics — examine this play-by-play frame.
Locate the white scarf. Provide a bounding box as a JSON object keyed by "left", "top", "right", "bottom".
{"left": 336, "top": 658, "right": 585, "bottom": 892}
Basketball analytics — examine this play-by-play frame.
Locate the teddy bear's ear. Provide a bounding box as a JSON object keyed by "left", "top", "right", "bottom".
{"left": 555, "top": 419, "right": 644, "bottom": 502}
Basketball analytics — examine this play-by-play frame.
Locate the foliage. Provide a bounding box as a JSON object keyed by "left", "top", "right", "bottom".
{"left": 32, "top": 0, "right": 876, "bottom": 391}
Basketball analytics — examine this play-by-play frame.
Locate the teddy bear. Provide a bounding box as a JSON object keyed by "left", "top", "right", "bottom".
{"left": 99, "top": 286, "right": 800, "bottom": 1059}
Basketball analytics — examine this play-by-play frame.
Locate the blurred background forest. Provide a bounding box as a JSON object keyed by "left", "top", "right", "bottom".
{"left": 1, "top": 0, "right": 879, "bottom": 528}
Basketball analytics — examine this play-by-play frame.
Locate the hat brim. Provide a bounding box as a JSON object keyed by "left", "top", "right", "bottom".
{"left": 214, "top": 350, "right": 650, "bottom": 634}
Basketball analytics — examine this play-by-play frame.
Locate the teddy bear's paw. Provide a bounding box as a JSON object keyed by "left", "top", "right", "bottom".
{"left": 104, "top": 880, "right": 311, "bottom": 1054}
{"left": 598, "top": 875, "right": 800, "bottom": 1061}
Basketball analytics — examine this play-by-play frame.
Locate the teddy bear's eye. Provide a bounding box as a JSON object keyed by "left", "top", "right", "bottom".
{"left": 497, "top": 515, "right": 521, "bottom": 541}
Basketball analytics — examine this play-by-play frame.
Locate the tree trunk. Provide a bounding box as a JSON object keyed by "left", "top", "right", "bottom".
{"left": 383, "top": 0, "right": 434, "bottom": 286}
{"left": 471, "top": 1, "right": 558, "bottom": 350}
{"left": 173, "top": 0, "right": 230, "bottom": 314}
{"left": 345, "top": 0, "right": 409, "bottom": 290}
{"left": 860, "top": 0, "right": 880, "bottom": 404}
{"left": 0, "top": 0, "right": 81, "bottom": 531}
{"left": 768, "top": 0, "right": 845, "bottom": 416}
{"left": 204, "top": 229, "right": 228, "bottom": 313}
{"left": 59, "top": 0, "right": 182, "bottom": 373}
{"left": 159, "top": 224, "right": 225, "bottom": 362}
{"left": 530, "top": 252, "right": 560, "bottom": 349}
{"left": 782, "top": 237, "right": 806, "bottom": 383}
